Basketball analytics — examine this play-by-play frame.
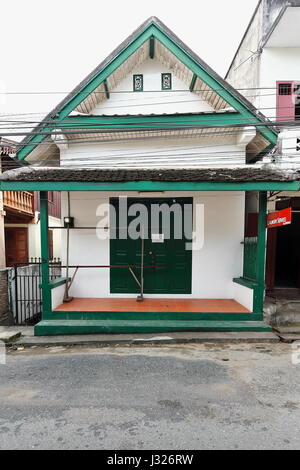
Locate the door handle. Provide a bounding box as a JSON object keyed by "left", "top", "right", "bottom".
{"left": 150, "top": 252, "right": 156, "bottom": 269}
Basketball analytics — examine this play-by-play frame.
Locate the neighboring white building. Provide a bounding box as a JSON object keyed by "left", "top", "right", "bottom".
{"left": 226, "top": 0, "right": 300, "bottom": 167}
{"left": 226, "top": 1, "right": 300, "bottom": 296}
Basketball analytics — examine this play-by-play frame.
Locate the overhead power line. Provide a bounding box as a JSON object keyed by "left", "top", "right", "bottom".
{"left": 0, "top": 118, "right": 294, "bottom": 138}
{"left": 0, "top": 86, "right": 284, "bottom": 95}
{"left": 0, "top": 110, "right": 298, "bottom": 130}
{"left": 3, "top": 141, "right": 300, "bottom": 169}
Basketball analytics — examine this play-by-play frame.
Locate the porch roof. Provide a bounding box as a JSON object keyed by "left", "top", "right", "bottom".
{"left": 0, "top": 165, "right": 299, "bottom": 192}
{"left": 1, "top": 165, "right": 298, "bottom": 183}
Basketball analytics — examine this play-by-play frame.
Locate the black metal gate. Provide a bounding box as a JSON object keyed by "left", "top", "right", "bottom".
{"left": 8, "top": 258, "right": 61, "bottom": 325}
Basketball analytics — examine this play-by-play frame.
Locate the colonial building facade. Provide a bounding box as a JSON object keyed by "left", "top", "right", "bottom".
{"left": 1, "top": 17, "right": 298, "bottom": 335}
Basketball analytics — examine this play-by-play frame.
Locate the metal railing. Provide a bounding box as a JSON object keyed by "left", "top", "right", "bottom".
{"left": 8, "top": 258, "right": 61, "bottom": 325}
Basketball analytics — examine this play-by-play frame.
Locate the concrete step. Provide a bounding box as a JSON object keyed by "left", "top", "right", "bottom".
{"left": 277, "top": 334, "right": 300, "bottom": 343}
{"left": 12, "top": 330, "right": 278, "bottom": 347}
{"left": 264, "top": 297, "right": 300, "bottom": 326}
{"left": 35, "top": 319, "right": 272, "bottom": 336}
{"left": 0, "top": 329, "right": 21, "bottom": 343}
{"left": 275, "top": 325, "right": 300, "bottom": 334}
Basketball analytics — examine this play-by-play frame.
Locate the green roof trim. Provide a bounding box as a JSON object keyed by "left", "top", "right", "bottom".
{"left": 17, "top": 17, "right": 277, "bottom": 161}
{"left": 1, "top": 181, "right": 298, "bottom": 192}
{"left": 43, "top": 112, "right": 264, "bottom": 132}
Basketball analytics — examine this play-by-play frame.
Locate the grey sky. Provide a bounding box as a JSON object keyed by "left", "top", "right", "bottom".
{"left": 1, "top": 0, "right": 258, "bottom": 118}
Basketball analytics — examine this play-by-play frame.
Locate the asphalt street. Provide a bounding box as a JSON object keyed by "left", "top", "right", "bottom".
{"left": 0, "top": 342, "right": 300, "bottom": 450}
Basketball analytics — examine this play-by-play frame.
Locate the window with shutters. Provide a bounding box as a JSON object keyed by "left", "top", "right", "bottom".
{"left": 277, "top": 81, "right": 300, "bottom": 121}
{"left": 161, "top": 73, "right": 172, "bottom": 90}
{"left": 133, "top": 74, "right": 143, "bottom": 92}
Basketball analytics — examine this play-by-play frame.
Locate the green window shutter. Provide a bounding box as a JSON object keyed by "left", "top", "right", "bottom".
{"left": 161, "top": 73, "right": 172, "bottom": 90}
{"left": 133, "top": 74, "right": 143, "bottom": 92}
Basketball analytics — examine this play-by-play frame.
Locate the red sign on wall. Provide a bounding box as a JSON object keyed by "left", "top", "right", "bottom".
{"left": 267, "top": 208, "right": 292, "bottom": 229}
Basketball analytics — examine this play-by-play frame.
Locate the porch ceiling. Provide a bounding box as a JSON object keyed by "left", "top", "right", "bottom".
{"left": 60, "top": 125, "right": 239, "bottom": 144}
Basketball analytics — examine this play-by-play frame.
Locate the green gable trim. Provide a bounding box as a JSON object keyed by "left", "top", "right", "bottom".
{"left": 17, "top": 21, "right": 277, "bottom": 161}
{"left": 103, "top": 79, "right": 110, "bottom": 99}
{"left": 17, "top": 24, "right": 154, "bottom": 161}
{"left": 19, "top": 112, "right": 277, "bottom": 135}
{"left": 1, "top": 181, "right": 299, "bottom": 192}
{"left": 152, "top": 27, "right": 276, "bottom": 146}
{"left": 48, "top": 112, "right": 262, "bottom": 131}
{"left": 189, "top": 73, "right": 197, "bottom": 92}
{"left": 150, "top": 35, "right": 155, "bottom": 58}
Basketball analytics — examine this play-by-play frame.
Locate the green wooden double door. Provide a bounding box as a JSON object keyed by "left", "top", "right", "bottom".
{"left": 110, "top": 197, "right": 193, "bottom": 294}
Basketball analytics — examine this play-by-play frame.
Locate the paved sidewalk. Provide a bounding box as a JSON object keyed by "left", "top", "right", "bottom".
{"left": 0, "top": 325, "right": 280, "bottom": 347}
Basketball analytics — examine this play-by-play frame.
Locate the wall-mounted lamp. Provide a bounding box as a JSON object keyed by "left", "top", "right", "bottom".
{"left": 64, "top": 216, "right": 74, "bottom": 228}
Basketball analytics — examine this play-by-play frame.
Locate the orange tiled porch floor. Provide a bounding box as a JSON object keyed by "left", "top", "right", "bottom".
{"left": 54, "top": 298, "right": 250, "bottom": 313}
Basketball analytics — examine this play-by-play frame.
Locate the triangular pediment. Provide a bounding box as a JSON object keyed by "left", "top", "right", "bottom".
{"left": 73, "top": 41, "right": 229, "bottom": 116}
{"left": 17, "top": 16, "right": 277, "bottom": 161}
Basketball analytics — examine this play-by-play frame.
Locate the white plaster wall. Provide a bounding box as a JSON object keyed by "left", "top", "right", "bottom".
{"left": 60, "top": 135, "right": 247, "bottom": 168}
{"left": 60, "top": 191, "right": 245, "bottom": 300}
{"left": 28, "top": 215, "right": 62, "bottom": 259}
{"left": 91, "top": 59, "right": 214, "bottom": 115}
{"left": 259, "top": 48, "right": 300, "bottom": 167}
{"left": 233, "top": 283, "right": 254, "bottom": 312}
{"left": 52, "top": 284, "right": 65, "bottom": 310}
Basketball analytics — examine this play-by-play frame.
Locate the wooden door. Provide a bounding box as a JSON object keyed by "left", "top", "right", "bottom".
{"left": 5, "top": 227, "right": 28, "bottom": 266}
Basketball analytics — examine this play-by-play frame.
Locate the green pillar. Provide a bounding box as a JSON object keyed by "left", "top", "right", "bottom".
{"left": 40, "top": 191, "right": 51, "bottom": 316}
{"left": 254, "top": 191, "right": 267, "bottom": 315}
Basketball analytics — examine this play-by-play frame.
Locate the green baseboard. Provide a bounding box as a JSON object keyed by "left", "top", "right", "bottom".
{"left": 44, "top": 311, "right": 263, "bottom": 322}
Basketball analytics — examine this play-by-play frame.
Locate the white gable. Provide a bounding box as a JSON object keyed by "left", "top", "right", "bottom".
{"left": 89, "top": 59, "right": 214, "bottom": 116}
